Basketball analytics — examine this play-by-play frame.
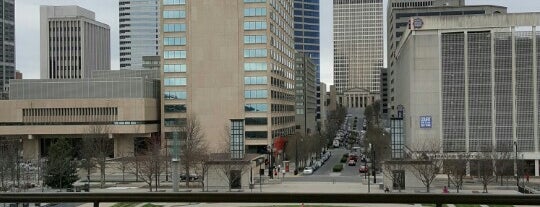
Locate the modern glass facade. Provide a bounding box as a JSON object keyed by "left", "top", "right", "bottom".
{"left": 119, "top": 0, "right": 159, "bottom": 69}
{"left": 0, "top": 0, "right": 14, "bottom": 98}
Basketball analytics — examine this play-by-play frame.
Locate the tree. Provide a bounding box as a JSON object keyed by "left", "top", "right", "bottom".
{"left": 364, "top": 101, "right": 382, "bottom": 127}
{"left": 82, "top": 124, "right": 113, "bottom": 188}
{"left": 125, "top": 137, "right": 164, "bottom": 192}
{"left": 43, "top": 139, "right": 79, "bottom": 189}
{"left": 383, "top": 160, "right": 406, "bottom": 192}
{"left": 443, "top": 153, "right": 470, "bottom": 193}
{"left": 0, "top": 138, "right": 18, "bottom": 192}
{"left": 493, "top": 147, "right": 513, "bottom": 186}
{"left": 476, "top": 151, "right": 495, "bottom": 193}
{"left": 408, "top": 140, "right": 442, "bottom": 193}
{"left": 174, "top": 115, "right": 208, "bottom": 189}
{"left": 114, "top": 154, "right": 131, "bottom": 183}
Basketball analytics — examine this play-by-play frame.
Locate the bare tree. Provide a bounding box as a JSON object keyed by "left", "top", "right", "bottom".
{"left": 0, "top": 138, "right": 18, "bottom": 191}
{"left": 443, "top": 153, "right": 470, "bottom": 193}
{"left": 126, "top": 137, "right": 163, "bottom": 192}
{"left": 408, "top": 140, "right": 442, "bottom": 193}
{"left": 475, "top": 150, "right": 495, "bottom": 193}
{"left": 114, "top": 154, "right": 131, "bottom": 183}
{"left": 382, "top": 160, "right": 406, "bottom": 192}
{"left": 173, "top": 115, "right": 208, "bottom": 188}
{"left": 213, "top": 154, "right": 250, "bottom": 191}
{"left": 82, "top": 124, "right": 113, "bottom": 188}
{"left": 493, "top": 148, "right": 513, "bottom": 186}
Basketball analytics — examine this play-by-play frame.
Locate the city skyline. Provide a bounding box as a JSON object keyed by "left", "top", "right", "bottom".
{"left": 13, "top": 0, "right": 540, "bottom": 88}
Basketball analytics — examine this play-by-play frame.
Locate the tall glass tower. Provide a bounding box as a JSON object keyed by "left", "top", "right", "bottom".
{"left": 0, "top": 0, "right": 14, "bottom": 98}
{"left": 119, "top": 0, "right": 159, "bottom": 69}
{"left": 294, "top": 0, "right": 320, "bottom": 121}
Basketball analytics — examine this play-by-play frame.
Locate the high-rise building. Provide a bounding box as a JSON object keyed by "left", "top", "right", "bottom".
{"left": 387, "top": 0, "right": 506, "bottom": 67}
{"left": 0, "top": 0, "right": 15, "bottom": 98}
{"left": 293, "top": 0, "right": 322, "bottom": 126}
{"left": 119, "top": 0, "right": 159, "bottom": 69}
{"left": 333, "top": 0, "right": 383, "bottom": 107}
{"left": 295, "top": 53, "right": 317, "bottom": 135}
{"left": 40, "top": 6, "right": 110, "bottom": 79}
{"left": 390, "top": 13, "right": 540, "bottom": 175}
{"left": 160, "top": 0, "right": 296, "bottom": 153}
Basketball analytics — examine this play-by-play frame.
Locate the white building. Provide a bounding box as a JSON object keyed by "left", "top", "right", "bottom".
{"left": 40, "top": 6, "right": 110, "bottom": 79}
{"left": 119, "top": 0, "right": 159, "bottom": 69}
{"left": 390, "top": 12, "right": 540, "bottom": 176}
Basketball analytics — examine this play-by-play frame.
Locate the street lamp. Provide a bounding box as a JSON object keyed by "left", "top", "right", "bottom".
{"left": 514, "top": 141, "right": 519, "bottom": 190}
{"left": 268, "top": 145, "right": 273, "bottom": 179}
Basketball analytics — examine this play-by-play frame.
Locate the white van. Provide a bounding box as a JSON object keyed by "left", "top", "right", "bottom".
{"left": 333, "top": 139, "right": 340, "bottom": 148}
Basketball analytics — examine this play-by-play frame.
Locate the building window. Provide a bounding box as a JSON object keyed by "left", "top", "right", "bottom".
{"left": 164, "top": 50, "right": 187, "bottom": 59}
{"left": 163, "top": 23, "right": 186, "bottom": 32}
{"left": 245, "top": 131, "right": 267, "bottom": 139}
{"left": 244, "top": 62, "right": 267, "bottom": 71}
{"left": 244, "top": 76, "right": 267, "bottom": 85}
{"left": 163, "top": 0, "right": 185, "bottom": 5}
{"left": 244, "top": 0, "right": 266, "bottom": 3}
{"left": 164, "top": 37, "right": 186, "bottom": 46}
{"left": 164, "top": 77, "right": 187, "bottom": 86}
{"left": 163, "top": 10, "right": 186, "bottom": 19}
{"left": 244, "top": 49, "right": 267, "bottom": 57}
{"left": 245, "top": 103, "right": 268, "bottom": 112}
{"left": 245, "top": 117, "right": 267, "bottom": 125}
{"left": 164, "top": 104, "right": 187, "bottom": 113}
{"left": 230, "top": 119, "right": 245, "bottom": 159}
{"left": 164, "top": 64, "right": 187, "bottom": 73}
{"left": 164, "top": 118, "right": 186, "bottom": 126}
{"left": 244, "top": 21, "right": 267, "bottom": 30}
{"left": 164, "top": 91, "right": 187, "bottom": 100}
{"left": 244, "top": 35, "right": 267, "bottom": 44}
{"left": 244, "top": 90, "right": 268, "bottom": 99}
{"left": 244, "top": 8, "right": 266, "bottom": 17}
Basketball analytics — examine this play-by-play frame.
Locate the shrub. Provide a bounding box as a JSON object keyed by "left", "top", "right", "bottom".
{"left": 340, "top": 157, "right": 347, "bottom": 163}
{"left": 333, "top": 164, "right": 343, "bottom": 172}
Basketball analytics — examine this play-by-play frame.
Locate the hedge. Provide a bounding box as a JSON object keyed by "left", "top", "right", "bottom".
{"left": 333, "top": 164, "right": 343, "bottom": 172}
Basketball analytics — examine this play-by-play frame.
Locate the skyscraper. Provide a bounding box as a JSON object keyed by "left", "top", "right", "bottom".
{"left": 0, "top": 0, "right": 15, "bottom": 98}
{"left": 119, "top": 0, "right": 159, "bottom": 69}
{"left": 160, "top": 0, "right": 296, "bottom": 153}
{"left": 40, "top": 6, "right": 110, "bottom": 79}
{"left": 333, "top": 0, "right": 383, "bottom": 107}
{"left": 293, "top": 0, "right": 321, "bottom": 125}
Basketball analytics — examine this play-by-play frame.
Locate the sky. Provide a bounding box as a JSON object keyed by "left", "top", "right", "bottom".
{"left": 14, "top": 0, "right": 540, "bottom": 86}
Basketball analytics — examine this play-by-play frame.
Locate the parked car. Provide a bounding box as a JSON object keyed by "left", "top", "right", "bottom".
{"left": 348, "top": 159, "right": 356, "bottom": 166}
{"left": 180, "top": 173, "right": 199, "bottom": 181}
{"left": 303, "top": 167, "right": 314, "bottom": 175}
{"left": 358, "top": 165, "right": 368, "bottom": 173}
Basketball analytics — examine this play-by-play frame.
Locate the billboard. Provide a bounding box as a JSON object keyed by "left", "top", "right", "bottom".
{"left": 420, "top": 116, "right": 432, "bottom": 128}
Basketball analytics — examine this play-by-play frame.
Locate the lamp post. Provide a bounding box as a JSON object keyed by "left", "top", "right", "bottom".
{"left": 295, "top": 137, "right": 298, "bottom": 175}
{"left": 368, "top": 143, "right": 371, "bottom": 193}
{"left": 268, "top": 145, "right": 273, "bottom": 179}
{"left": 372, "top": 143, "right": 376, "bottom": 184}
{"left": 514, "top": 141, "right": 519, "bottom": 189}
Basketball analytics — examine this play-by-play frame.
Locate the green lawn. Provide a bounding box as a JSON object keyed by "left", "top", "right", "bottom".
{"left": 110, "top": 203, "right": 140, "bottom": 207}
{"left": 141, "top": 203, "right": 164, "bottom": 207}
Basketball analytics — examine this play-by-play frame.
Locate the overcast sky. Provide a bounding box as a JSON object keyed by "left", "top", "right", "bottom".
{"left": 15, "top": 0, "right": 540, "bottom": 86}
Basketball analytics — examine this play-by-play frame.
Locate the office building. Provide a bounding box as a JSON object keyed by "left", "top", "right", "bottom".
{"left": 0, "top": 0, "right": 14, "bottom": 99}
{"left": 390, "top": 13, "right": 540, "bottom": 175}
{"left": 333, "top": 0, "right": 383, "bottom": 108}
{"left": 160, "top": 0, "right": 296, "bottom": 153}
{"left": 295, "top": 53, "right": 317, "bottom": 135}
{"left": 40, "top": 6, "right": 110, "bottom": 79}
{"left": 380, "top": 67, "right": 389, "bottom": 118}
{"left": 293, "top": 0, "right": 322, "bottom": 123}
{"left": 119, "top": 0, "right": 160, "bottom": 69}
{"left": 387, "top": 0, "right": 506, "bottom": 67}
{"left": 0, "top": 69, "right": 160, "bottom": 160}
{"left": 318, "top": 82, "right": 327, "bottom": 131}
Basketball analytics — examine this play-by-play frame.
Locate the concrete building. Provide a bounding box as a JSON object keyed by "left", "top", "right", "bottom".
{"left": 333, "top": 0, "right": 383, "bottom": 108}
{"left": 295, "top": 53, "right": 317, "bottom": 135}
{"left": 142, "top": 56, "right": 160, "bottom": 70}
{"left": 15, "top": 70, "right": 22, "bottom": 79}
{"left": 40, "top": 6, "right": 110, "bottom": 79}
{"left": 293, "top": 0, "right": 322, "bottom": 124}
{"left": 380, "top": 67, "right": 389, "bottom": 118}
{"left": 0, "top": 0, "right": 15, "bottom": 97}
{"left": 390, "top": 12, "right": 540, "bottom": 176}
{"left": 119, "top": 0, "right": 160, "bottom": 69}
{"left": 0, "top": 70, "right": 160, "bottom": 160}
{"left": 318, "top": 82, "right": 327, "bottom": 132}
{"left": 160, "top": 0, "right": 296, "bottom": 153}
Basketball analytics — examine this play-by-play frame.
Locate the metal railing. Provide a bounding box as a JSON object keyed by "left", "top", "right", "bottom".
{"left": 1, "top": 193, "right": 540, "bottom": 207}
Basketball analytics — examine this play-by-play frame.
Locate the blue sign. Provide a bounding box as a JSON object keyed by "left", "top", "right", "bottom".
{"left": 420, "top": 116, "right": 432, "bottom": 128}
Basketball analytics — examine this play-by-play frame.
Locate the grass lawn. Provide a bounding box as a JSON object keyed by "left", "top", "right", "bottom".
{"left": 141, "top": 203, "right": 164, "bottom": 207}
{"left": 110, "top": 203, "right": 140, "bottom": 207}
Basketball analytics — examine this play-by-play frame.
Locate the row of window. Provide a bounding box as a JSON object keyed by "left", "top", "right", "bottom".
{"left": 244, "top": 0, "right": 266, "bottom": 2}
{"left": 164, "top": 91, "right": 187, "bottom": 100}
{"left": 163, "top": 23, "right": 186, "bottom": 32}
{"left": 164, "top": 50, "right": 187, "bottom": 59}
{"left": 164, "top": 37, "right": 186, "bottom": 46}
{"left": 245, "top": 117, "right": 267, "bottom": 125}
{"left": 163, "top": 10, "right": 186, "bottom": 19}
{"left": 244, "top": 49, "right": 267, "bottom": 57}
{"left": 244, "top": 62, "right": 267, "bottom": 71}
{"left": 244, "top": 8, "right": 267, "bottom": 17}
{"left": 164, "top": 104, "right": 187, "bottom": 113}
{"left": 244, "top": 35, "right": 267, "bottom": 44}
{"left": 163, "top": 0, "right": 186, "bottom": 5}
{"left": 245, "top": 90, "right": 268, "bottom": 99}
{"left": 164, "top": 77, "right": 187, "bottom": 86}
{"left": 245, "top": 103, "right": 268, "bottom": 112}
{"left": 244, "top": 21, "right": 267, "bottom": 30}
{"left": 164, "top": 118, "right": 186, "bottom": 127}
{"left": 245, "top": 76, "right": 267, "bottom": 85}
{"left": 164, "top": 64, "right": 187, "bottom": 73}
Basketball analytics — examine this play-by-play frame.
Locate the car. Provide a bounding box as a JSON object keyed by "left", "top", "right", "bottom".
{"left": 303, "top": 167, "right": 314, "bottom": 175}
{"left": 180, "top": 173, "right": 199, "bottom": 181}
{"left": 348, "top": 159, "right": 356, "bottom": 166}
{"left": 358, "top": 165, "right": 368, "bottom": 173}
